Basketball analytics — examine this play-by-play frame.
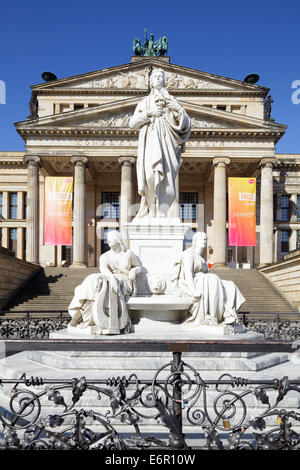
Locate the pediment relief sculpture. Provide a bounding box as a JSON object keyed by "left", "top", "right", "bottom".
{"left": 74, "top": 112, "right": 131, "bottom": 128}
{"left": 59, "top": 70, "right": 148, "bottom": 90}
{"left": 165, "top": 71, "right": 231, "bottom": 90}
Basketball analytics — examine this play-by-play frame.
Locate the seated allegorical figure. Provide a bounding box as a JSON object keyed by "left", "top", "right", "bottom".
{"left": 68, "top": 230, "right": 142, "bottom": 335}
{"left": 172, "top": 232, "right": 245, "bottom": 327}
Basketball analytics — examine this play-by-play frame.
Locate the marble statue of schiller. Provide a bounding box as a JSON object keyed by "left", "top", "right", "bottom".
{"left": 129, "top": 68, "right": 191, "bottom": 218}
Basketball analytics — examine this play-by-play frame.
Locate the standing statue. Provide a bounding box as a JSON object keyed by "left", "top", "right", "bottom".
{"left": 133, "top": 38, "right": 142, "bottom": 56}
{"left": 132, "top": 30, "right": 168, "bottom": 57}
{"left": 68, "top": 231, "right": 142, "bottom": 335}
{"left": 172, "top": 232, "right": 245, "bottom": 326}
{"left": 264, "top": 95, "right": 274, "bottom": 121}
{"left": 129, "top": 68, "right": 191, "bottom": 218}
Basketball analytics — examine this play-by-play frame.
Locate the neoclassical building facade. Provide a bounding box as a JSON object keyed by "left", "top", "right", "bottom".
{"left": 1, "top": 56, "right": 300, "bottom": 268}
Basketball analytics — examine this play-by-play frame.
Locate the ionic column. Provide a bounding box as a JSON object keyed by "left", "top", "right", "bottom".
{"left": 290, "top": 194, "right": 298, "bottom": 222}
{"left": 289, "top": 229, "right": 297, "bottom": 252}
{"left": 118, "top": 156, "right": 135, "bottom": 246}
{"left": 24, "top": 155, "right": 40, "bottom": 264}
{"left": 71, "top": 156, "right": 88, "bottom": 268}
{"left": 213, "top": 157, "right": 230, "bottom": 267}
{"left": 168, "top": 174, "right": 180, "bottom": 219}
{"left": 259, "top": 158, "right": 275, "bottom": 266}
{"left": 17, "top": 227, "right": 24, "bottom": 260}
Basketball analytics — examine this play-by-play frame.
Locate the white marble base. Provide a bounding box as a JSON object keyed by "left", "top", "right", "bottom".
{"left": 127, "top": 294, "right": 191, "bottom": 323}
{"left": 67, "top": 324, "right": 120, "bottom": 336}
{"left": 52, "top": 324, "right": 261, "bottom": 341}
{"left": 126, "top": 220, "right": 190, "bottom": 294}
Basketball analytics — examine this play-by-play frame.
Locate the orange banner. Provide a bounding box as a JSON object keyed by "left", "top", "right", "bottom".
{"left": 44, "top": 177, "right": 73, "bottom": 245}
{"left": 228, "top": 177, "right": 256, "bottom": 246}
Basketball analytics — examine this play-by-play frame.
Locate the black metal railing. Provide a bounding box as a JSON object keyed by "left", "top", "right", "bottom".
{"left": 240, "top": 313, "right": 300, "bottom": 341}
{"left": 0, "top": 311, "right": 300, "bottom": 341}
{"left": 0, "top": 311, "right": 69, "bottom": 339}
{"left": 0, "top": 351, "right": 299, "bottom": 450}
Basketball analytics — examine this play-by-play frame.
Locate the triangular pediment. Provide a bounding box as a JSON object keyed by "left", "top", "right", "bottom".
{"left": 15, "top": 96, "right": 287, "bottom": 135}
{"left": 31, "top": 59, "right": 269, "bottom": 95}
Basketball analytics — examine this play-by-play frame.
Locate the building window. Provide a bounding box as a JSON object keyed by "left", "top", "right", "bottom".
{"left": 23, "top": 193, "right": 27, "bottom": 219}
{"left": 9, "top": 228, "right": 17, "bottom": 256}
{"left": 101, "top": 227, "right": 119, "bottom": 254}
{"left": 183, "top": 228, "right": 196, "bottom": 250}
{"left": 74, "top": 104, "right": 84, "bottom": 111}
{"left": 0, "top": 192, "right": 2, "bottom": 217}
{"left": 280, "top": 230, "right": 290, "bottom": 259}
{"left": 296, "top": 195, "right": 300, "bottom": 221}
{"left": 216, "top": 105, "right": 226, "bottom": 111}
{"left": 9, "top": 193, "right": 18, "bottom": 219}
{"left": 23, "top": 228, "right": 26, "bottom": 260}
{"left": 101, "top": 192, "right": 120, "bottom": 220}
{"left": 297, "top": 230, "right": 300, "bottom": 250}
{"left": 180, "top": 192, "right": 198, "bottom": 222}
{"left": 281, "top": 195, "right": 290, "bottom": 222}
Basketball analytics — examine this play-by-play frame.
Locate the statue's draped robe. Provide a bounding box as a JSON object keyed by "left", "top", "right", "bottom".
{"left": 130, "top": 92, "right": 191, "bottom": 217}
{"left": 173, "top": 249, "right": 245, "bottom": 326}
{"left": 68, "top": 251, "right": 138, "bottom": 333}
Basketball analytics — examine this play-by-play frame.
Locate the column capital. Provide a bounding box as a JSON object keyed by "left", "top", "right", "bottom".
{"left": 24, "top": 155, "right": 41, "bottom": 166}
{"left": 213, "top": 157, "right": 230, "bottom": 168}
{"left": 260, "top": 157, "right": 276, "bottom": 169}
{"left": 118, "top": 156, "right": 136, "bottom": 167}
{"left": 71, "top": 155, "right": 88, "bottom": 166}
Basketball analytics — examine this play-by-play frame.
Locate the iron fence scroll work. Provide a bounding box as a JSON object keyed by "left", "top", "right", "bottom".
{"left": 0, "top": 351, "right": 299, "bottom": 450}
{"left": 0, "top": 311, "right": 300, "bottom": 341}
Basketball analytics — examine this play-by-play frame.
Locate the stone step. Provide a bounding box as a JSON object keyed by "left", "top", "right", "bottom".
{"left": 5, "top": 267, "right": 297, "bottom": 315}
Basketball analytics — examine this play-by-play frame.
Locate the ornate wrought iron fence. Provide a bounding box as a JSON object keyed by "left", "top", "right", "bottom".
{"left": 0, "top": 351, "right": 299, "bottom": 450}
{"left": 240, "top": 313, "right": 300, "bottom": 341}
{"left": 0, "top": 311, "right": 299, "bottom": 341}
{"left": 0, "top": 311, "right": 69, "bottom": 339}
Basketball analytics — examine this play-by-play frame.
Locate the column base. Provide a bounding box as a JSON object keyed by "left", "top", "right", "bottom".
{"left": 70, "top": 262, "right": 87, "bottom": 268}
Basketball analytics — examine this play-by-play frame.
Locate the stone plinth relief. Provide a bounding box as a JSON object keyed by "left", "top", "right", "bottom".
{"left": 68, "top": 231, "right": 141, "bottom": 335}
{"left": 172, "top": 232, "right": 245, "bottom": 327}
{"left": 129, "top": 68, "right": 191, "bottom": 219}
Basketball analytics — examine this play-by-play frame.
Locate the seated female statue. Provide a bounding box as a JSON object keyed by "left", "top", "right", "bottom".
{"left": 68, "top": 230, "right": 141, "bottom": 335}
{"left": 172, "top": 232, "right": 245, "bottom": 327}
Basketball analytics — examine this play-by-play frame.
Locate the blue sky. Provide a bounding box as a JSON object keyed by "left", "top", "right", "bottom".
{"left": 0, "top": 0, "right": 299, "bottom": 153}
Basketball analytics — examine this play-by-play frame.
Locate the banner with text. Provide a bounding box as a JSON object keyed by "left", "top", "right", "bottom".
{"left": 44, "top": 177, "right": 73, "bottom": 245}
{"left": 228, "top": 177, "right": 256, "bottom": 246}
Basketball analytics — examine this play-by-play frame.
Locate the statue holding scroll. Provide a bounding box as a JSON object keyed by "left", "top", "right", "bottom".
{"left": 68, "top": 231, "right": 141, "bottom": 335}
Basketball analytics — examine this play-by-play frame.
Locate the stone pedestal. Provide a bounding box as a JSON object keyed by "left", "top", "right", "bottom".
{"left": 127, "top": 219, "right": 190, "bottom": 294}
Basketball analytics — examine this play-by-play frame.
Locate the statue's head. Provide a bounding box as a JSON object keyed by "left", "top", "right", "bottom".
{"left": 107, "top": 230, "right": 125, "bottom": 250}
{"left": 192, "top": 232, "right": 207, "bottom": 250}
{"left": 150, "top": 69, "right": 167, "bottom": 90}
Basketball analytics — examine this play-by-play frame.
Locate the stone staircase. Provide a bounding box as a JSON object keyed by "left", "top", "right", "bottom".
{"left": 210, "top": 268, "right": 298, "bottom": 318}
{"left": 3, "top": 267, "right": 298, "bottom": 317}
{"left": 4, "top": 267, "right": 99, "bottom": 313}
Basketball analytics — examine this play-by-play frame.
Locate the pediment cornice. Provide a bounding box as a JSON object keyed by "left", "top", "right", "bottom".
{"left": 16, "top": 97, "right": 287, "bottom": 133}
{"left": 31, "top": 58, "right": 269, "bottom": 98}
